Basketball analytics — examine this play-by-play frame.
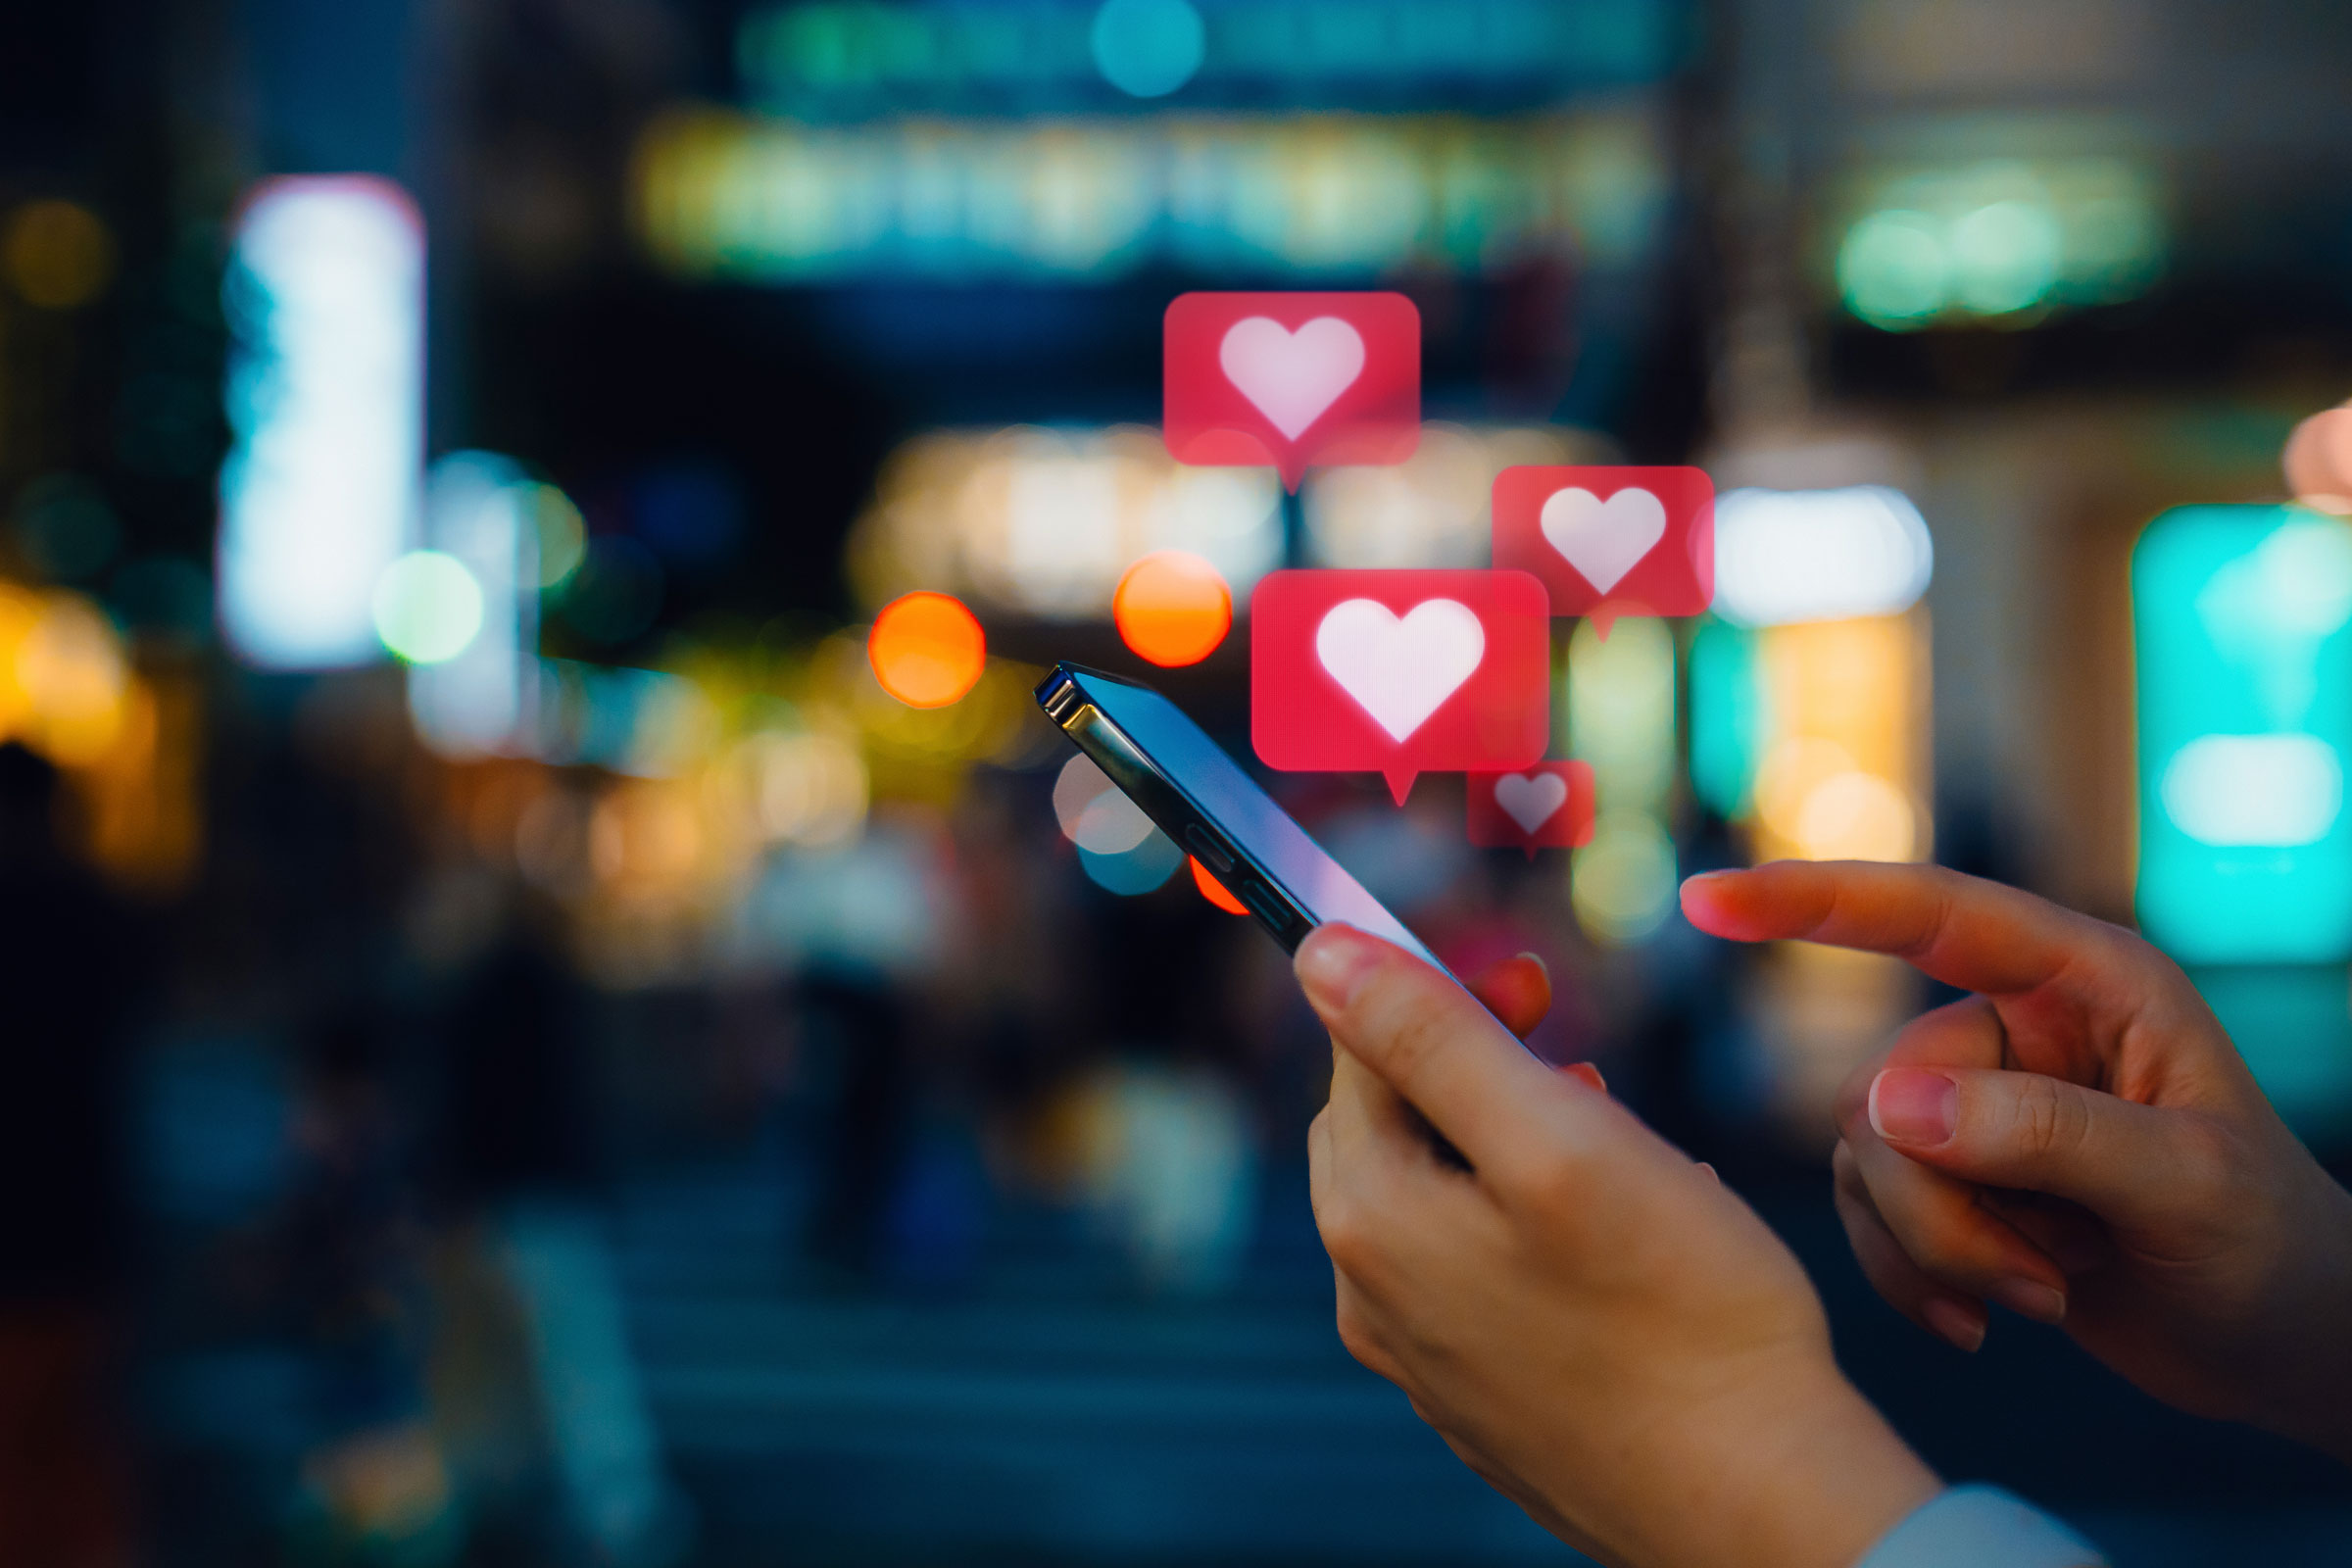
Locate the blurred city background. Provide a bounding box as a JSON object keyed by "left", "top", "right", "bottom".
{"left": 5, "top": 0, "right": 2352, "bottom": 1563}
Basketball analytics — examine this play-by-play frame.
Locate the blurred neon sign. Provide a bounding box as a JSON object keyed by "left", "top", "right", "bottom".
{"left": 218, "top": 176, "right": 423, "bottom": 669}
{"left": 737, "top": 0, "right": 1678, "bottom": 113}
{"left": 633, "top": 108, "right": 1666, "bottom": 280}
{"left": 2135, "top": 506, "right": 2352, "bottom": 962}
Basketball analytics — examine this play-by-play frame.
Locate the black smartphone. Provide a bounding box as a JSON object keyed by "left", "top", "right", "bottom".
{"left": 1035, "top": 661, "right": 1462, "bottom": 982}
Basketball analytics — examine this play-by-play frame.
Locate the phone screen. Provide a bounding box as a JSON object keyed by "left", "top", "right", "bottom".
{"left": 1037, "top": 662, "right": 1451, "bottom": 974}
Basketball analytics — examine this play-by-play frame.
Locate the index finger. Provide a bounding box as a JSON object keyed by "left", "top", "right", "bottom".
{"left": 1681, "top": 860, "right": 2104, "bottom": 997}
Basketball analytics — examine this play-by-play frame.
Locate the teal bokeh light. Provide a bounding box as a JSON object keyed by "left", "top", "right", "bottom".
{"left": 2135, "top": 504, "right": 2352, "bottom": 962}
{"left": 1090, "top": 0, "right": 1205, "bottom": 99}
{"left": 1837, "top": 210, "right": 1947, "bottom": 329}
{"left": 1688, "top": 618, "right": 1763, "bottom": 819}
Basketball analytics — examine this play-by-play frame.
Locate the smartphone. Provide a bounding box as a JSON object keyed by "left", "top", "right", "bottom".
{"left": 1035, "top": 662, "right": 1459, "bottom": 981}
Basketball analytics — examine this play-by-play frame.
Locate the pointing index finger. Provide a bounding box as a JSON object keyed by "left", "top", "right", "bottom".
{"left": 1681, "top": 860, "right": 2098, "bottom": 997}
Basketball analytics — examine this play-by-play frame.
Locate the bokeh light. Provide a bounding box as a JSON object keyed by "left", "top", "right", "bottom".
{"left": 1091, "top": 0, "right": 1205, "bottom": 98}
{"left": 1079, "top": 831, "right": 1184, "bottom": 895}
{"left": 1114, "top": 551, "right": 1231, "bottom": 666}
{"left": 1947, "top": 199, "right": 2062, "bottom": 317}
{"left": 372, "top": 551, "right": 487, "bottom": 664}
{"left": 532, "top": 484, "right": 589, "bottom": 587}
{"left": 1570, "top": 809, "right": 1678, "bottom": 945}
{"left": 1054, "top": 752, "right": 1182, "bottom": 895}
{"left": 868, "top": 591, "right": 987, "bottom": 709}
{"left": 1712, "top": 487, "right": 1933, "bottom": 628}
{"left": 2, "top": 199, "right": 117, "bottom": 309}
{"left": 1838, "top": 210, "right": 1947, "bottom": 329}
{"left": 870, "top": 592, "right": 988, "bottom": 710}
{"left": 740, "top": 730, "right": 869, "bottom": 848}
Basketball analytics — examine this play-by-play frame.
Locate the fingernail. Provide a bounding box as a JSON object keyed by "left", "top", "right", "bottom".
{"left": 1989, "top": 1277, "right": 2068, "bottom": 1325}
{"left": 1562, "top": 1061, "right": 1606, "bottom": 1093}
{"left": 1296, "top": 923, "right": 1383, "bottom": 1012}
{"left": 1921, "top": 1297, "right": 1986, "bottom": 1352}
{"left": 1869, "top": 1068, "right": 1958, "bottom": 1147}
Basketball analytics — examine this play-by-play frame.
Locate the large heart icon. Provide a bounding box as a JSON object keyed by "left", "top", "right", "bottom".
{"left": 1493, "top": 771, "right": 1568, "bottom": 835}
{"left": 1540, "top": 487, "right": 1667, "bottom": 594}
{"left": 1219, "top": 317, "right": 1366, "bottom": 441}
{"left": 1314, "top": 598, "right": 1485, "bottom": 743}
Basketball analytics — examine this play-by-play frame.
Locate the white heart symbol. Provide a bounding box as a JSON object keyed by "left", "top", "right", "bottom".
{"left": 1540, "top": 487, "right": 1668, "bottom": 594}
{"left": 1314, "top": 598, "right": 1485, "bottom": 743}
{"left": 1493, "top": 771, "right": 1568, "bottom": 835}
{"left": 1219, "top": 317, "right": 1366, "bottom": 441}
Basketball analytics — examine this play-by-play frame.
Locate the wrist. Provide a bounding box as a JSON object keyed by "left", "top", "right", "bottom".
{"left": 1682, "top": 1363, "right": 1939, "bottom": 1568}
{"left": 2253, "top": 1169, "right": 2352, "bottom": 1465}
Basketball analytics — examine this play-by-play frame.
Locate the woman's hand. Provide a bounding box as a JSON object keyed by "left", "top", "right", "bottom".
{"left": 1299, "top": 923, "right": 1939, "bottom": 1568}
{"left": 1683, "top": 860, "right": 2352, "bottom": 1463}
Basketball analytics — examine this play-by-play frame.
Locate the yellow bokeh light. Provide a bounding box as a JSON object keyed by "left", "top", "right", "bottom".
{"left": 1748, "top": 614, "right": 1928, "bottom": 865}
{"left": 1792, "top": 769, "right": 1918, "bottom": 861}
{"left": 1570, "top": 809, "right": 1680, "bottom": 947}
{"left": 3, "top": 200, "right": 117, "bottom": 310}
{"left": 739, "top": 729, "right": 868, "bottom": 847}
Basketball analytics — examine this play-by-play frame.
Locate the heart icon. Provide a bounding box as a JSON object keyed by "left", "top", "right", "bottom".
{"left": 1219, "top": 317, "right": 1366, "bottom": 441}
{"left": 1492, "top": 771, "right": 1569, "bottom": 835}
{"left": 1540, "top": 487, "right": 1667, "bottom": 594}
{"left": 1313, "top": 598, "right": 1485, "bottom": 743}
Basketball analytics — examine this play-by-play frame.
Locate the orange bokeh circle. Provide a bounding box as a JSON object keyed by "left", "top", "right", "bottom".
{"left": 1114, "top": 551, "right": 1232, "bottom": 667}
{"left": 1191, "top": 856, "right": 1249, "bottom": 914}
{"left": 868, "top": 591, "right": 986, "bottom": 709}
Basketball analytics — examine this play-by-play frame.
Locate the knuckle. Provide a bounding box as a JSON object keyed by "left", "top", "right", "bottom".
{"left": 1498, "top": 1139, "right": 1592, "bottom": 1214}
{"left": 1316, "top": 1200, "right": 1380, "bottom": 1279}
{"left": 2167, "top": 1114, "right": 2247, "bottom": 1209}
{"left": 1375, "top": 992, "right": 1458, "bottom": 1090}
{"left": 1832, "top": 1141, "right": 1869, "bottom": 1201}
{"left": 2009, "top": 1075, "right": 2091, "bottom": 1162}
{"left": 1334, "top": 1300, "right": 1386, "bottom": 1370}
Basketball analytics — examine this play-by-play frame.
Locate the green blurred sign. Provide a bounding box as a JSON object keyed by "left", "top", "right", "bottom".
{"left": 2135, "top": 504, "right": 2352, "bottom": 962}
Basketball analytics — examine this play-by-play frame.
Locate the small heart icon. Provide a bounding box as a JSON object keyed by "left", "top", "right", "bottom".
{"left": 1219, "top": 317, "right": 1366, "bottom": 441}
{"left": 1314, "top": 598, "right": 1485, "bottom": 743}
{"left": 1493, "top": 771, "right": 1569, "bottom": 835}
{"left": 1540, "top": 487, "right": 1667, "bottom": 594}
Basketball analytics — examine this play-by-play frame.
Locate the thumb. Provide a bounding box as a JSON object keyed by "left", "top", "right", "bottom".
{"left": 1868, "top": 1065, "right": 2191, "bottom": 1232}
{"left": 1295, "top": 923, "right": 1566, "bottom": 1170}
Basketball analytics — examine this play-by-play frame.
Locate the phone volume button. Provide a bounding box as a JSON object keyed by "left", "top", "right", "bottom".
{"left": 1183, "top": 824, "right": 1235, "bottom": 875}
{"left": 1236, "top": 880, "right": 1296, "bottom": 935}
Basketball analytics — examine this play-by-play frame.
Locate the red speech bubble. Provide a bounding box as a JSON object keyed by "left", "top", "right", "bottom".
{"left": 1250, "top": 568, "right": 1549, "bottom": 803}
{"left": 1466, "top": 761, "right": 1596, "bottom": 860}
{"left": 1164, "top": 292, "right": 1419, "bottom": 491}
{"left": 1492, "top": 466, "right": 1714, "bottom": 634}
